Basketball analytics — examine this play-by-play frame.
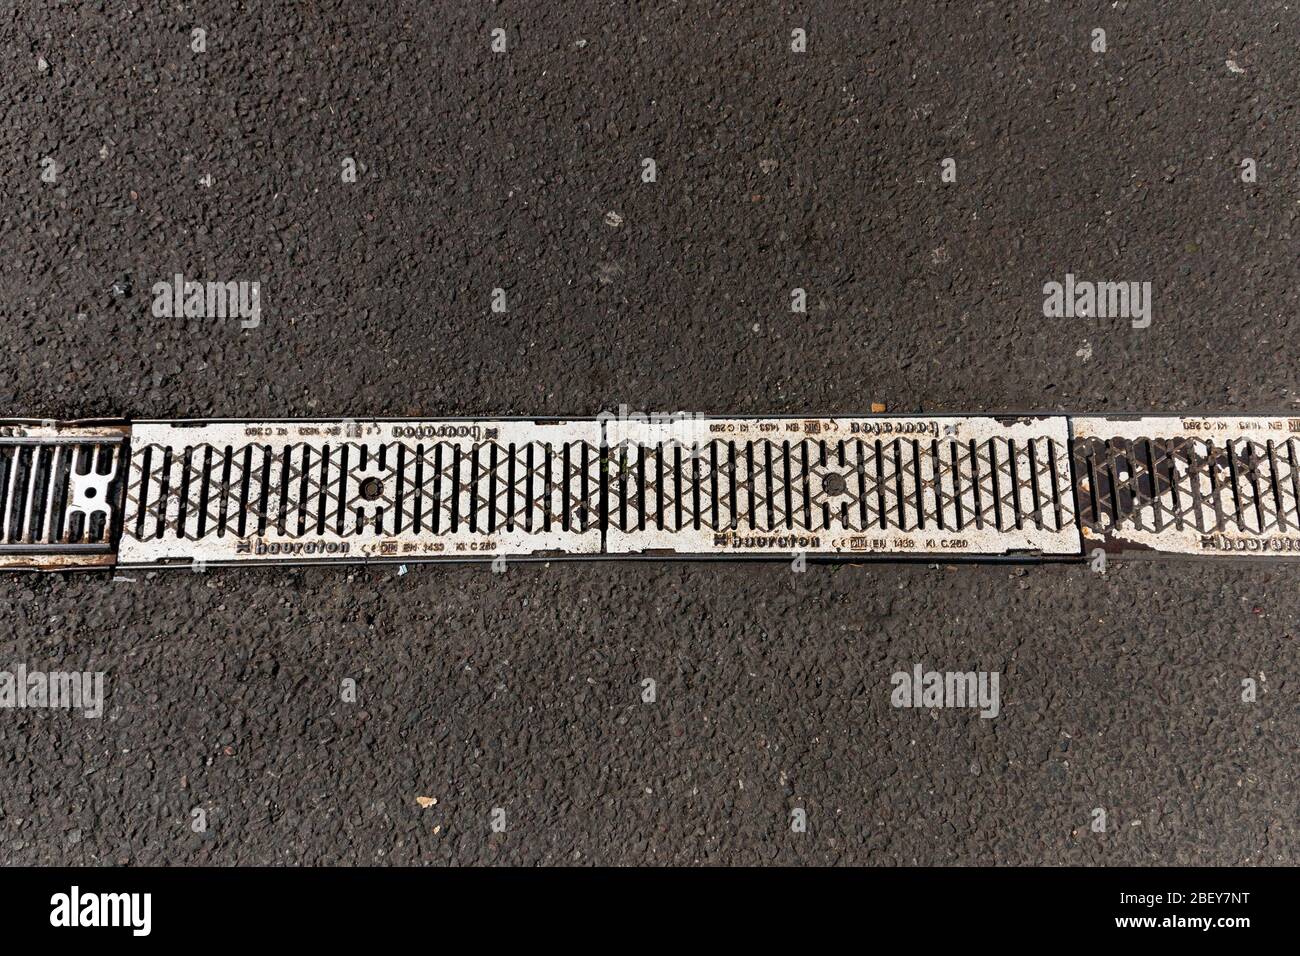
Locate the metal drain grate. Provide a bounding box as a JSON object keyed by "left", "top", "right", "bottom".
{"left": 604, "top": 416, "right": 1080, "bottom": 556}
{"left": 117, "top": 420, "right": 603, "bottom": 565}
{"left": 1073, "top": 416, "right": 1300, "bottom": 556}
{"left": 5, "top": 414, "right": 1300, "bottom": 570}
{"left": 0, "top": 423, "right": 129, "bottom": 569}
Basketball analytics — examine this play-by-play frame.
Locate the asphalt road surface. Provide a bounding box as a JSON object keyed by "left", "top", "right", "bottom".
{"left": 1, "top": 2, "right": 1295, "bottom": 865}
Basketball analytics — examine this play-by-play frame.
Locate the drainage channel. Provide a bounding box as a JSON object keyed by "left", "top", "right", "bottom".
{"left": 2, "top": 415, "right": 1298, "bottom": 571}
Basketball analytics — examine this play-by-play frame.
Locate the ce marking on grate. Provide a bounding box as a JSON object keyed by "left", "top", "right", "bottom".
{"left": 2, "top": 414, "right": 1299, "bottom": 571}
